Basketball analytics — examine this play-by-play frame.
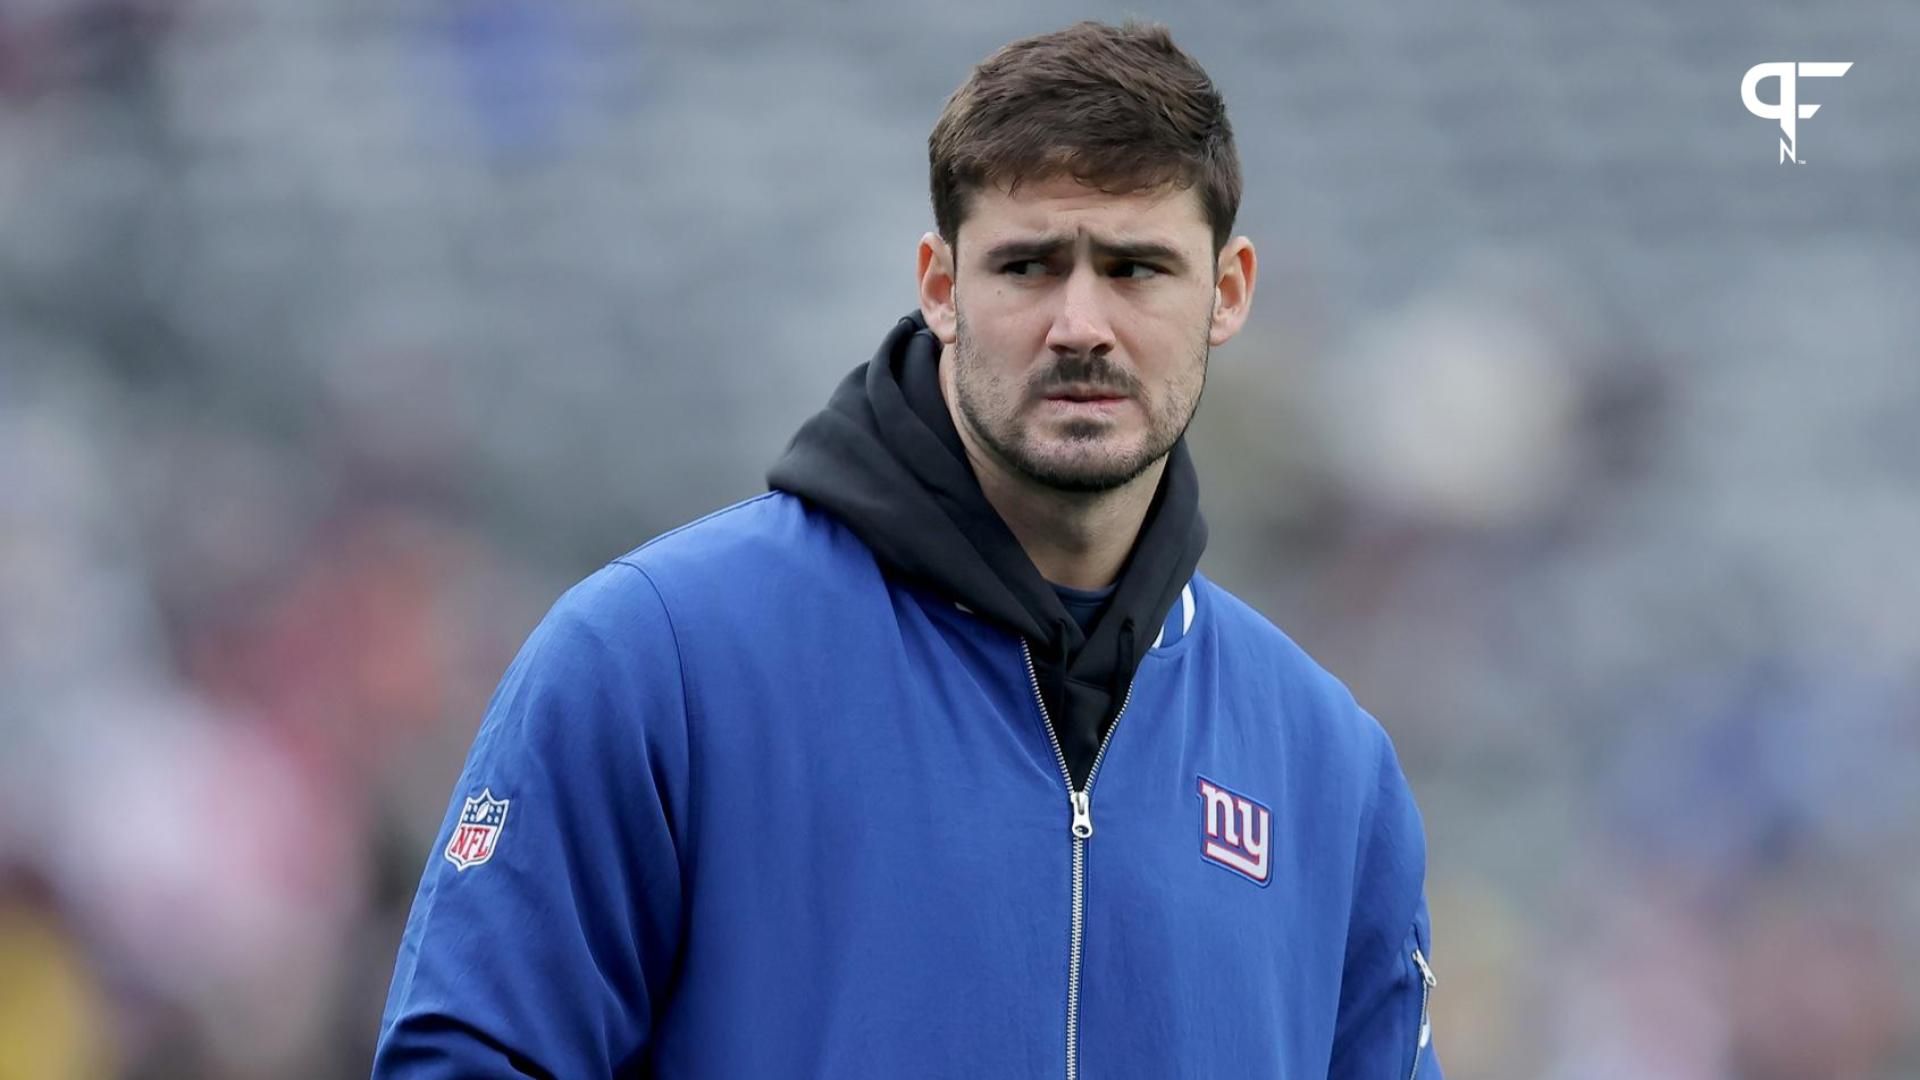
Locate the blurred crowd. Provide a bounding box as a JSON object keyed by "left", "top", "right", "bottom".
{"left": 2, "top": 1, "right": 1916, "bottom": 1077}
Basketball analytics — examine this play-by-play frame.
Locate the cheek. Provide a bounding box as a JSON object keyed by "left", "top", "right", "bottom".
{"left": 955, "top": 330, "right": 1028, "bottom": 407}
{"left": 959, "top": 305, "right": 1049, "bottom": 376}
{"left": 1125, "top": 301, "right": 1211, "bottom": 381}
{"left": 966, "top": 291, "right": 1054, "bottom": 348}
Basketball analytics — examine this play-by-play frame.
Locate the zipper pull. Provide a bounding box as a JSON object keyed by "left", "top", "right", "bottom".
{"left": 1412, "top": 945, "right": 1436, "bottom": 1060}
{"left": 1412, "top": 946, "right": 1437, "bottom": 988}
{"left": 1069, "top": 790, "right": 1094, "bottom": 839}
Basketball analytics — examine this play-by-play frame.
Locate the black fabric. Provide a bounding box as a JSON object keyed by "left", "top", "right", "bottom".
{"left": 767, "top": 310, "right": 1208, "bottom": 789}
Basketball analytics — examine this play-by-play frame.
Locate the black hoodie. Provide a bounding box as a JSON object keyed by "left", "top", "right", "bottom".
{"left": 767, "top": 311, "right": 1208, "bottom": 789}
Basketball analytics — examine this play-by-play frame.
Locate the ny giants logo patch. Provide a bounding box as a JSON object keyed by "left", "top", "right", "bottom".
{"left": 444, "top": 788, "right": 510, "bottom": 871}
{"left": 1196, "top": 776, "right": 1271, "bottom": 885}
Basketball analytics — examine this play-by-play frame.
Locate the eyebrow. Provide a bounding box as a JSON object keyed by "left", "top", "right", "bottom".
{"left": 982, "top": 233, "right": 1191, "bottom": 274}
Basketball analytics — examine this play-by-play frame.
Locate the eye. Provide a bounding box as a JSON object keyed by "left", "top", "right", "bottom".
{"left": 1000, "top": 259, "right": 1047, "bottom": 277}
{"left": 1109, "top": 261, "right": 1163, "bottom": 280}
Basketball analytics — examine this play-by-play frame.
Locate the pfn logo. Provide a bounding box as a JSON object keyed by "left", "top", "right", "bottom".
{"left": 444, "top": 788, "right": 510, "bottom": 871}
{"left": 1742, "top": 62, "right": 1853, "bottom": 164}
{"left": 1197, "top": 776, "right": 1271, "bottom": 886}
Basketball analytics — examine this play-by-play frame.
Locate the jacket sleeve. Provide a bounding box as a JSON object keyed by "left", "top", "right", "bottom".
{"left": 1327, "top": 720, "right": 1443, "bottom": 1080}
{"left": 372, "top": 561, "right": 692, "bottom": 1078}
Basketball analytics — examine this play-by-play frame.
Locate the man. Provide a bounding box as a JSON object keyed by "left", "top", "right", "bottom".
{"left": 374, "top": 20, "right": 1441, "bottom": 1079}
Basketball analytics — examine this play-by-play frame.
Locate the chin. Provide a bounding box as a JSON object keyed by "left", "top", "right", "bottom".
{"left": 1016, "top": 440, "right": 1158, "bottom": 494}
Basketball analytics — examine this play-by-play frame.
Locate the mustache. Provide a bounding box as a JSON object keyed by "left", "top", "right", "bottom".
{"left": 1032, "top": 353, "right": 1139, "bottom": 397}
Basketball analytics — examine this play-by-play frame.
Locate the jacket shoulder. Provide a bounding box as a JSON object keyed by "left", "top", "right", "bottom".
{"left": 615, "top": 492, "right": 870, "bottom": 586}
{"left": 599, "top": 492, "right": 882, "bottom": 646}
{"left": 1191, "top": 574, "right": 1393, "bottom": 753}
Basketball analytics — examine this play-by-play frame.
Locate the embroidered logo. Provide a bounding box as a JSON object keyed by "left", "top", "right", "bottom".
{"left": 1197, "top": 776, "right": 1271, "bottom": 885}
{"left": 444, "top": 788, "right": 510, "bottom": 871}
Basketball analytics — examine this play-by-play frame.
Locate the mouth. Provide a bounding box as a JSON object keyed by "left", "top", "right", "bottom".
{"left": 1043, "top": 386, "right": 1131, "bottom": 404}
{"left": 1038, "top": 390, "right": 1131, "bottom": 420}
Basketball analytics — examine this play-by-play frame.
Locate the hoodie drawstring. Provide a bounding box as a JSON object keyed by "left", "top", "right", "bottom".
{"left": 1051, "top": 619, "right": 1072, "bottom": 732}
{"left": 1109, "top": 617, "right": 1136, "bottom": 713}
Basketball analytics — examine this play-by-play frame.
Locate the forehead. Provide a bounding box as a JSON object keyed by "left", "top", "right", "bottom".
{"left": 958, "top": 174, "right": 1208, "bottom": 252}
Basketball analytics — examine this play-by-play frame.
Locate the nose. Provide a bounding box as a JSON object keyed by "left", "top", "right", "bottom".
{"left": 1044, "top": 266, "right": 1116, "bottom": 359}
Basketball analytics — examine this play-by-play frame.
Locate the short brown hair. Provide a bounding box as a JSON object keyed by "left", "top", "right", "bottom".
{"left": 929, "top": 21, "right": 1241, "bottom": 255}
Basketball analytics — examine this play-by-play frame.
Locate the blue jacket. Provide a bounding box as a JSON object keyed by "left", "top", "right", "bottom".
{"left": 373, "top": 492, "right": 1443, "bottom": 1078}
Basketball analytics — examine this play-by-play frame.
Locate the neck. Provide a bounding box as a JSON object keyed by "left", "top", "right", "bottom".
{"left": 942, "top": 351, "right": 1164, "bottom": 591}
{"left": 974, "top": 458, "right": 1163, "bottom": 590}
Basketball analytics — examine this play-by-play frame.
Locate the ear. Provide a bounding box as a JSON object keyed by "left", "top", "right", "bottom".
{"left": 1208, "top": 236, "right": 1257, "bottom": 347}
{"left": 917, "top": 232, "right": 959, "bottom": 344}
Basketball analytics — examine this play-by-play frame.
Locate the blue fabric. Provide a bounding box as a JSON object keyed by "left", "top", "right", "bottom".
{"left": 1051, "top": 580, "right": 1115, "bottom": 634}
{"left": 373, "top": 493, "right": 1442, "bottom": 1079}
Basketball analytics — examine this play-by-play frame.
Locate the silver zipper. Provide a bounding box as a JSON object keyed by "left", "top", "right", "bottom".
{"left": 1021, "top": 639, "right": 1135, "bottom": 1080}
{"left": 1409, "top": 945, "right": 1437, "bottom": 1080}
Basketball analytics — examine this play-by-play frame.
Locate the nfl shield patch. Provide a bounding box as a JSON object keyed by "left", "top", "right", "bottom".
{"left": 444, "top": 788, "right": 510, "bottom": 871}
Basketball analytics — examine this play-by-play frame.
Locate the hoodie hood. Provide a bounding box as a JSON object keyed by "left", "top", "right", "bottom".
{"left": 768, "top": 310, "right": 1207, "bottom": 787}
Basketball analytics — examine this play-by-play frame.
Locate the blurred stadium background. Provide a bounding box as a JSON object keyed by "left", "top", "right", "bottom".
{"left": 3, "top": 1, "right": 1917, "bottom": 1077}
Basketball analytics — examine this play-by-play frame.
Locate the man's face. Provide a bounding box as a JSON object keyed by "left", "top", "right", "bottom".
{"left": 939, "top": 176, "right": 1220, "bottom": 494}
